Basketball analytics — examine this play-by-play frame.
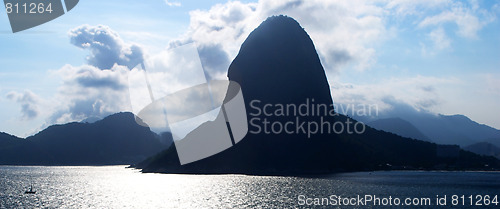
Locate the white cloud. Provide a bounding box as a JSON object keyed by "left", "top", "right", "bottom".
{"left": 47, "top": 26, "right": 212, "bottom": 126}
{"left": 69, "top": 25, "right": 144, "bottom": 70}
{"left": 331, "top": 75, "right": 459, "bottom": 118}
{"left": 417, "top": 1, "right": 495, "bottom": 39}
{"left": 172, "top": 0, "right": 388, "bottom": 75}
{"left": 428, "top": 27, "right": 451, "bottom": 50}
{"left": 480, "top": 73, "right": 500, "bottom": 97}
{"left": 494, "top": 3, "right": 500, "bottom": 14}
{"left": 40, "top": 24, "right": 146, "bottom": 125}
{"left": 128, "top": 43, "right": 208, "bottom": 114}
{"left": 172, "top": 1, "right": 258, "bottom": 78}
{"left": 164, "top": 0, "right": 181, "bottom": 7}
{"left": 421, "top": 27, "right": 452, "bottom": 56}
{"left": 47, "top": 64, "right": 132, "bottom": 125}
{"left": 5, "top": 90, "right": 41, "bottom": 120}
{"left": 384, "top": 0, "right": 451, "bottom": 16}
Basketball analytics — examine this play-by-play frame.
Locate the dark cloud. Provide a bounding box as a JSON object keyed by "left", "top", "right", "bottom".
{"left": 74, "top": 67, "right": 126, "bottom": 90}
{"left": 416, "top": 98, "right": 440, "bottom": 109}
{"left": 325, "top": 49, "right": 352, "bottom": 72}
{"left": 76, "top": 76, "right": 124, "bottom": 90}
{"left": 6, "top": 91, "right": 39, "bottom": 120}
{"left": 421, "top": 85, "right": 435, "bottom": 92}
{"left": 48, "top": 99, "right": 112, "bottom": 124}
{"left": 20, "top": 104, "right": 38, "bottom": 119}
{"left": 197, "top": 44, "right": 231, "bottom": 80}
{"left": 69, "top": 25, "right": 144, "bottom": 70}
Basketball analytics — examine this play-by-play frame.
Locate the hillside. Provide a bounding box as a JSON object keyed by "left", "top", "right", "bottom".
{"left": 0, "top": 112, "right": 171, "bottom": 165}
{"left": 368, "top": 117, "right": 431, "bottom": 142}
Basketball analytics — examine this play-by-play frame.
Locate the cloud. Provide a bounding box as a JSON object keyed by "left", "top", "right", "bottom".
{"left": 48, "top": 64, "right": 131, "bottom": 124}
{"left": 164, "top": 0, "right": 181, "bottom": 7}
{"left": 384, "top": 0, "right": 451, "bottom": 16}
{"left": 336, "top": 73, "right": 500, "bottom": 130}
{"left": 174, "top": 0, "right": 498, "bottom": 78}
{"left": 484, "top": 74, "right": 500, "bottom": 97}
{"left": 421, "top": 85, "right": 436, "bottom": 93}
{"left": 128, "top": 42, "right": 209, "bottom": 114}
{"left": 420, "top": 27, "right": 451, "bottom": 56}
{"left": 73, "top": 66, "right": 126, "bottom": 91}
{"left": 428, "top": 27, "right": 451, "bottom": 50}
{"left": 417, "top": 0, "right": 495, "bottom": 39}
{"left": 494, "top": 3, "right": 500, "bottom": 14}
{"left": 171, "top": 1, "right": 258, "bottom": 77}
{"left": 46, "top": 24, "right": 224, "bottom": 127}
{"left": 69, "top": 25, "right": 144, "bottom": 70}
{"left": 6, "top": 90, "right": 40, "bottom": 120}
{"left": 331, "top": 75, "right": 458, "bottom": 120}
{"left": 41, "top": 24, "right": 146, "bottom": 125}
{"left": 171, "top": 0, "right": 387, "bottom": 76}
{"left": 197, "top": 44, "right": 231, "bottom": 80}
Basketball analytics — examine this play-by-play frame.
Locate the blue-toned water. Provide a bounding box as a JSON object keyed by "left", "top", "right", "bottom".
{"left": 0, "top": 166, "right": 499, "bottom": 208}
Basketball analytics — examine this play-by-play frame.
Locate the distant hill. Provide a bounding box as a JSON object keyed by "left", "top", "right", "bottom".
{"left": 367, "top": 118, "right": 431, "bottom": 142}
{"left": 486, "top": 138, "right": 500, "bottom": 148}
{"left": 464, "top": 142, "right": 500, "bottom": 160}
{"left": 427, "top": 114, "right": 500, "bottom": 146}
{"left": 0, "top": 112, "right": 171, "bottom": 165}
{"left": 136, "top": 16, "right": 500, "bottom": 174}
{"left": 356, "top": 109, "right": 500, "bottom": 147}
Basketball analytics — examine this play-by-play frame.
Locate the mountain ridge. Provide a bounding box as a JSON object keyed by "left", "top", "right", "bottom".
{"left": 0, "top": 112, "right": 171, "bottom": 165}
{"left": 368, "top": 117, "right": 431, "bottom": 142}
{"left": 464, "top": 142, "right": 500, "bottom": 160}
{"left": 355, "top": 111, "right": 500, "bottom": 147}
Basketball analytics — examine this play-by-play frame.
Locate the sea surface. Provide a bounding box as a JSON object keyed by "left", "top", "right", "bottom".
{"left": 0, "top": 166, "right": 499, "bottom": 208}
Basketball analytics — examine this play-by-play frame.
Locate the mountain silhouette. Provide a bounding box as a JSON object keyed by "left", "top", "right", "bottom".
{"left": 430, "top": 114, "right": 500, "bottom": 146}
{"left": 0, "top": 132, "right": 23, "bottom": 149}
{"left": 368, "top": 118, "right": 431, "bottom": 142}
{"left": 487, "top": 138, "right": 500, "bottom": 148}
{"left": 227, "top": 15, "right": 333, "bottom": 107}
{"left": 355, "top": 110, "right": 500, "bottom": 147}
{"left": 137, "top": 16, "right": 499, "bottom": 174}
{"left": 465, "top": 142, "right": 500, "bottom": 159}
{"left": 0, "top": 112, "right": 171, "bottom": 165}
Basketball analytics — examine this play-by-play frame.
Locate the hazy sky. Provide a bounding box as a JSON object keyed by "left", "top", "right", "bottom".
{"left": 1, "top": 0, "right": 499, "bottom": 137}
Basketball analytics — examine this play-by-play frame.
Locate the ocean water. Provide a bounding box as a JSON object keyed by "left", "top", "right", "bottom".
{"left": 0, "top": 166, "right": 499, "bottom": 208}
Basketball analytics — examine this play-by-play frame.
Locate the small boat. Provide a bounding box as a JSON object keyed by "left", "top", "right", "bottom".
{"left": 24, "top": 184, "right": 36, "bottom": 194}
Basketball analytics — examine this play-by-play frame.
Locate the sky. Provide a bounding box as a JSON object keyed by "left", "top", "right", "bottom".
{"left": 0, "top": 0, "right": 499, "bottom": 137}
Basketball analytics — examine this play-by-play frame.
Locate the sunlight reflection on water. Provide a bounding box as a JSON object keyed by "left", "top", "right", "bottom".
{"left": 1, "top": 166, "right": 499, "bottom": 208}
